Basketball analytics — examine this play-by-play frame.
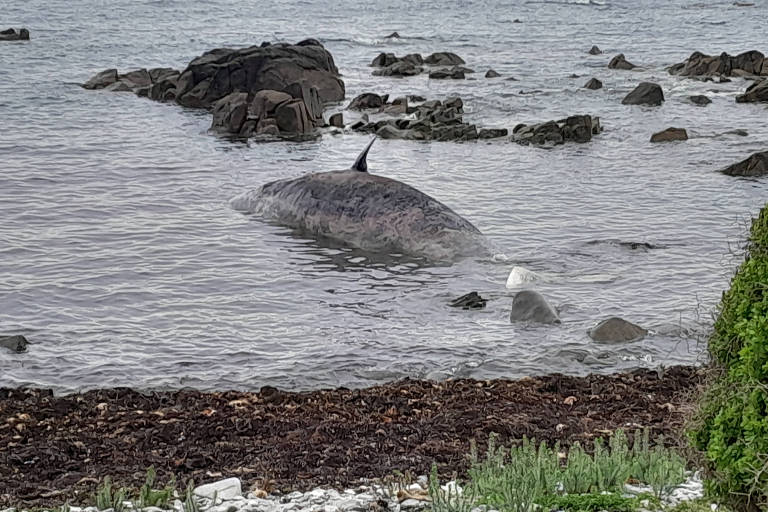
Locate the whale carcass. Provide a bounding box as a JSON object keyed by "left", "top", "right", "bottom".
{"left": 231, "top": 138, "right": 489, "bottom": 262}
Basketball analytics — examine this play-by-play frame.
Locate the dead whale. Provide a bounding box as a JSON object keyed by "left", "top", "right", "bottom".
{"left": 230, "top": 138, "right": 489, "bottom": 262}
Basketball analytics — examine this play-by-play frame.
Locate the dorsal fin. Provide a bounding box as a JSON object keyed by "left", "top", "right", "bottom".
{"left": 351, "top": 136, "right": 376, "bottom": 172}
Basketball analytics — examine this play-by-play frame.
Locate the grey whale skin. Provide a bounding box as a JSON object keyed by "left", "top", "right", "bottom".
{"left": 231, "top": 139, "right": 489, "bottom": 262}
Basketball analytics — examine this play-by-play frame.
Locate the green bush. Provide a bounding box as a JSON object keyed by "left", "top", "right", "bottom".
{"left": 690, "top": 204, "right": 768, "bottom": 511}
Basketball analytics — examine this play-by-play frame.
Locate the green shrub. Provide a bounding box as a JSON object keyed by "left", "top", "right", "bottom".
{"left": 537, "top": 492, "right": 638, "bottom": 512}
{"left": 690, "top": 204, "right": 768, "bottom": 511}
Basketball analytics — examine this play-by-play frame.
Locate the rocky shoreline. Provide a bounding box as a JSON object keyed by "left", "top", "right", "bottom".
{"left": 1, "top": 366, "right": 704, "bottom": 507}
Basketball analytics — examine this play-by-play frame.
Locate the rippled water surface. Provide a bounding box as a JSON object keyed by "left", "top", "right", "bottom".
{"left": 2, "top": 0, "right": 767, "bottom": 393}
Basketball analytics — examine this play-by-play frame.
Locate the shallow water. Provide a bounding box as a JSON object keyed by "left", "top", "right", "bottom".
{"left": 1, "top": 0, "right": 767, "bottom": 393}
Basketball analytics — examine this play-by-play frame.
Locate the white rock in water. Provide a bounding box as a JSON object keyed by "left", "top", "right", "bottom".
{"left": 505, "top": 266, "right": 540, "bottom": 289}
{"left": 194, "top": 477, "right": 242, "bottom": 501}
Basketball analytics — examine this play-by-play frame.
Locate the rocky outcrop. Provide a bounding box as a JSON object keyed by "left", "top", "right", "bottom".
{"left": 0, "top": 28, "right": 30, "bottom": 41}
{"left": 650, "top": 127, "right": 688, "bottom": 142}
{"left": 584, "top": 78, "right": 603, "bottom": 90}
{"left": 512, "top": 115, "right": 602, "bottom": 146}
{"left": 1, "top": 335, "right": 28, "bottom": 353}
{"left": 589, "top": 45, "right": 602, "bottom": 55}
{"left": 622, "top": 82, "right": 664, "bottom": 106}
{"left": 348, "top": 93, "right": 385, "bottom": 110}
{"left": 720, "top": 150, "right": 768, "bottom": 177}
{"left": 669, "top": 50, "right": 768, "bottom": 77}
{"left": 509, "top": 291, "right": 560, "bottom": 324}
{"left": 82, "top": 67, "right": 181, "bottom": 101}
{"left": 689, "top": 95, "right": 711, "bottom": 106}
{"left": 370, "top": 52, "right": 466, "bottom": 77}
{"left": 736, "top": 79, "right": 768, "bottom": 103}
{"left": 608, "top": 54, "right": 638, "bottom": 70}
{"left": 588, "top": 317, "right": 647, "bottom": 342}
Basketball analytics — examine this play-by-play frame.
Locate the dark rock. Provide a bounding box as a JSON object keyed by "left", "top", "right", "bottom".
{"left": 432, "top": 123, "right": 478, "bottom": 141}
{"left": 376, "top": 125, "right": 426, "bottom": 141}
{"left": 513, "top": 115, "right": 601, "bottom": 146}
{"left": 720, "top": 150, "right": 768, "bottom": 177}
{"left": 513, "top": 18, "right": 522, "bottom": 23}
{"left": 255, "top": 118, "right": 280, "bottom": 136}
{"left": 119, "top": 68, "right": 152, "bottom": 90}
{"left": 0, "top": 335, "right": 28, "bottom": 353}
{"left": 429, "top": 67, "right": 465, "bottom": 80}
{"left": 478, "top": 128, "right": 508, "bottom": 139}
{"left": 329, "top": 112, "right": 344, "bottom": 128}
{"left": 443, "top": 97, "right": 463, "bottom": 111}
{"left": 421, "top": 100, "right": 442, "bottom": 110}
{"left": 689, "top": 95, "right": 711, "bottom": 106}
{"left": 588, "top": 317, "right": 647, "bottom": 343}
{"left": 0, "top": 28, "right": 30, "bottom": 41}
{"left": 588, "top": 45, "right": 602, "bottom": 55}
{"left": 348, "top": 93, "right": 384, "bottom": 110}
{"left": 424, "top": 52, "right": 465, "bottom": 66}
{"left": 284, "top": 81, "right": 323, "bottom": 124}
{"left": 401, "top": 53, "right": 424, "bottom": 65}
{"left": 148, "top": 71, "right": 180, "bottom": 101}
{"left": 274, "top": 99, "right": 313, "bottom": 134}
{"left": 608, "top": 54, "right": 637, "bottom": 70}
{"left": 296, "top": 38, "right": 323, "bottom": 47}
{"left": 736, "top": 79, "right": 768, "bottom": 103}
{"left": 105, "top": 81, "right": 134, "bottom": 92}
{"left": 175, "top": 41, "right": 344, "bottom": 109}
{"left": 449, "top": 292, "right": 487, "bottom": 310}
{"left": 505, "top": 77, "right": 519, "bottom": 81}
{"left": 249, "top": 89, "right": 292, "bottom": 120}
{"left": 583, "top": 78, "right": 603, "bottom": 90}
{"left": 485, "top": 69, "right": 501, "bottom": 78}
{"left": 650, "top": 127, "right": 688, "bottom": 142}
{"left": 82, "top": 69, "right": 119, "bottom": 90}
{"left": 509, "top": 290, "right": 560, "bottom": 324}
{"left": 371, "top": 52, "right": 399, "bottom": 67}
{"left": 384, "top": 32, "right": 401, "bottom": 39}
{"left": 408, "top": 95, "right": 426, "bottom": 102}
{"left": 669, "top": 50, "right": 768, "bottom": 77}
{"left": 724, "top": 129, "right": 748, "bottom": 136}
{"left": 210, "top": 92, "right": 249, "bottom": 134}
{"left": 372, "top": 61, "right": 423, "bottom": 77}
{"left": 622, "top": 82, "right": 664, "bottom": 106}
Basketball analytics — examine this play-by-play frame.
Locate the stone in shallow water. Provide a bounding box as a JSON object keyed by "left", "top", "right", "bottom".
{"left": 650, "top": 127, "right": 688, "bottom": 142}
{"left": 622, "top": 82, "right": 664, "bottom": 106}
{"left": 450, "top": 291, "right": 487, "bottom": 310}
{"left": 588, "top": 317, "right": 647, "bottom": 342}
{"left": 583, "top": 77, "right": 603, "bottom": 90}
{"left": 720, "top": 150, "right": 768, "bottom": 177}
{"left": 0, "top": 335, "right": 28, "bottom": 353}
{"left": 509, "top": 290, "right": 560, "bottom": 324}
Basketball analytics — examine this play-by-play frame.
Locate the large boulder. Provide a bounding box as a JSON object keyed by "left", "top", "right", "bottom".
{"left": 0, "top": 28, "right": 30, "bottom": 41}
{"left": 669, "top": 50, "right": 768, "bottom": 77}
{"left": 274, "top": 99, "right": 313, "bottom": 134}
{"left": 370, "top": 52, "right": 399, "bottom": 67}
{"left": 689, "top": 95, "right": 711, "bottom": 106}
{"left": 348, "top": 93, "right": 384, "bottom": 110}
{"left": 249, "top": 89, "right": 292, "bottom": 120}
{"left": 512, "top": 115, "right": 601, "bottom": 146}
{"left": 424, "top": 52, "right": 465, "bottom": 66}
{"left": 210, "top": 92, "right": 250, "bottom": 135}
{"left": 1, "top": 335, "right": 28, "bottom": 353}
{"left": 608, "top": 54, "right": 637, "bottom": 70}
{"left": 650, "top": 127, "right": 688, "bottom": 142}
{"left": 284, "top": 81, "right": 323, "bottom": 124}
{"left": 174, "top": 41, "right": 344, "bottom": 109}
{"left": 588, "top": 317, "right": 647, "bottom": 343}
{"left": 736, "top": 79, "right": 768, "bottom": 103}
{"left": 509, "top": 291, "right": 560, "bottom": 324}
{"left": 720, "top": 151, "right": 768, "bottom": 177}
{"left": 622, "top": 82, "right": 664, "bottom": 106}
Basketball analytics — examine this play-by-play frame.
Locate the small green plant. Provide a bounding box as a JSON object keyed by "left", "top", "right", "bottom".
{"left": 182, "top": 480, "right": 201, "bottom": 512}
{"left": 95, "top": 476, "right": 127, "bottom": 512}
{"left": 537, "top": 492, "right": 639, "bottom": 512}
{"left": 630, "top": 430, "right": 687, "bottom": 498}
{"left": 135, "top": 466, "right": 176, "bottom": 509}
{"left": 428, "top": 464, "right": 476, "bottom": 512}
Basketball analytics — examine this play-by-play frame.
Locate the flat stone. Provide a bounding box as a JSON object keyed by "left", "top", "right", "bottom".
{"left": 194, "top": 477, "right": 243, "bottom": 501}
{"left": 650, "top": 127, "right": 688, "bottom": 142}
{"left": 588, "top": 317, "right": 647, "bottom": 342}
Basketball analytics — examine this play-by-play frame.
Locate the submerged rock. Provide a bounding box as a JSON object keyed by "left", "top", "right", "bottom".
{"left": 449, "top": 292, "right": 487, "bottom": 310}
{"left": 0, "top": 335, "right": 28, "bottom": 353}
{"left": 588, "top": 45, "right": 603, "bottom": 55}
{"left": 429, "top": 67, "right": 466, "bottom": 80}
{"left": 720, "top": 150, "right": 768, "bottom": 177}
{"left": 424, "top": 52, "right": 465, "bottom": 66}
{"left": 478, "top": 128, "right": 508, "bottom": 139}
{"left": 650, "top": 127, "right": 688, "bottom": 142}
{"left": 485, "top": 69, "right": 501, "bottom": 78}
{"left": 0, "top": 28, "right": 30, "bottom": 41}
{"left": 668, "top": 50, "right": 768, "bottom": 77}
{"left": 384, "top": 31, "right": 401, "bottom": 39}
{"left": 736, "top": 79, "right": 768, "bottom": 103}
{"left": 328, "top": 112, "right": 344, "bottom": 127}
{"left": 510, "top": 291, "right": 560, "bottom": 324}
{"left": 588, "top": 317, "right": 647, "bottom": 343}
{"left": 512, "top": 115, "right": 602, "bottom": 146}
{"left": 622, "top": 82, "right": 664, "bottom": 106}
{"left": 348, "top": 93, "right": 384, "bottom": 110}
{"left": 608, "top": 53, "right": 638, "bottom": 70}
{"left": 689, "top": 95, "right": 711, "bottom": 106}
{"left": 583, "top": 78, "right": 603, "bottom": 90}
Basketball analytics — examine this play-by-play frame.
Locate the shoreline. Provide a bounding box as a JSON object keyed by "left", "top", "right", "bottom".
{"left": 1, "top": 366, "right": 704, "bottom": 507}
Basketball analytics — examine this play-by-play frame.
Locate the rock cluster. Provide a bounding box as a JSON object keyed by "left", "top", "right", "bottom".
{"left": 720, "top": 150, "right": 768, "bottom": 177}
{"left": 0, "top": 28, "right": 29, "bottom": 41}
{"left": 82, "top": 40, "right": 344, "bottom": 138}
{"left": 349, "top": 95, "right": 506, "bottom": 142}
{"left": 512, "top": 115, "right": 602, "bottom": 146}
{"left": 370, "top": 51, "right": 466, "bottom": 77}
{"left": 669, "top": 50, "right": 768, "bottom": 77}
{"left": 736, "top": 78, "right": 768, "bottom": 103}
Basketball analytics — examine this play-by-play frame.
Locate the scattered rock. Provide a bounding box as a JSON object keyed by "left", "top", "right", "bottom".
{"left": 505, "top": 266, "right": 540, "bottom": 288}
{"left": 348, "top": 93, "right": 384, "bottom": 110}
{"left": 736, "top": 79, "right": 768, "bottom": 103}
{"left": 478, "top": 128, "right": 508, "bottom": 139}
{"left": 449, "top": 292, "right": 487, "bottom": 310}
{"left": 372, "top": 61, "right": 423, "bottom": 77}
{"left": 689, "top": 95, "right": 711, "bottom": 106}
{"left": 723, "top": 129, "right": 748, "bottom": 136}
{"left": 429, "top": 67, "right": 466, "bottom": 80}
{"left": 0, "top": 28, "right": 30, "bottom": 41}
{"left": 669, "top": 50, "right": 768, "bottom": 77}
{"left": 371, "top": 52, "right": 399, "bottom": 67}
{"left": 509, "top": 290, "right": 560, "bottom": 324}
{"left": 583, "top": 78, "right": 603, "bottom": 90}
{"left": 650, "top": 127, "right": 688, "bottom": 142}
{"left": 485, "top": 69, "right": 501, "bottom": 78}
{"left": 608, "top": 53, "right": 638, "bottom": 70}
{"left": 0, "top": 335, "right": 28, "bottom": 353}
{"left": 329, "top": 112, "right": 344, "bottom": 128}
{"left": 589, "top": 45, "right": 603, "bottom": 55}
{"left": 384, "top": 32, "right": 401, "bottom": 39}
{"left": 719, "top": 150, "right": 768, "bottom": 177}
{"left": 424, "top": 52, "right": 465, "bottom": 66}
{"left": 622, "top": 82, "right": 664, "bottom": 106}
{"left": 194, "top": 477, "right": 242, "bottom": 500}
{"left": 512, "top": 115, "right": 602, "bottom": 146}
{"left": 588, "top": 317, "right": 647, "bottom": 343}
